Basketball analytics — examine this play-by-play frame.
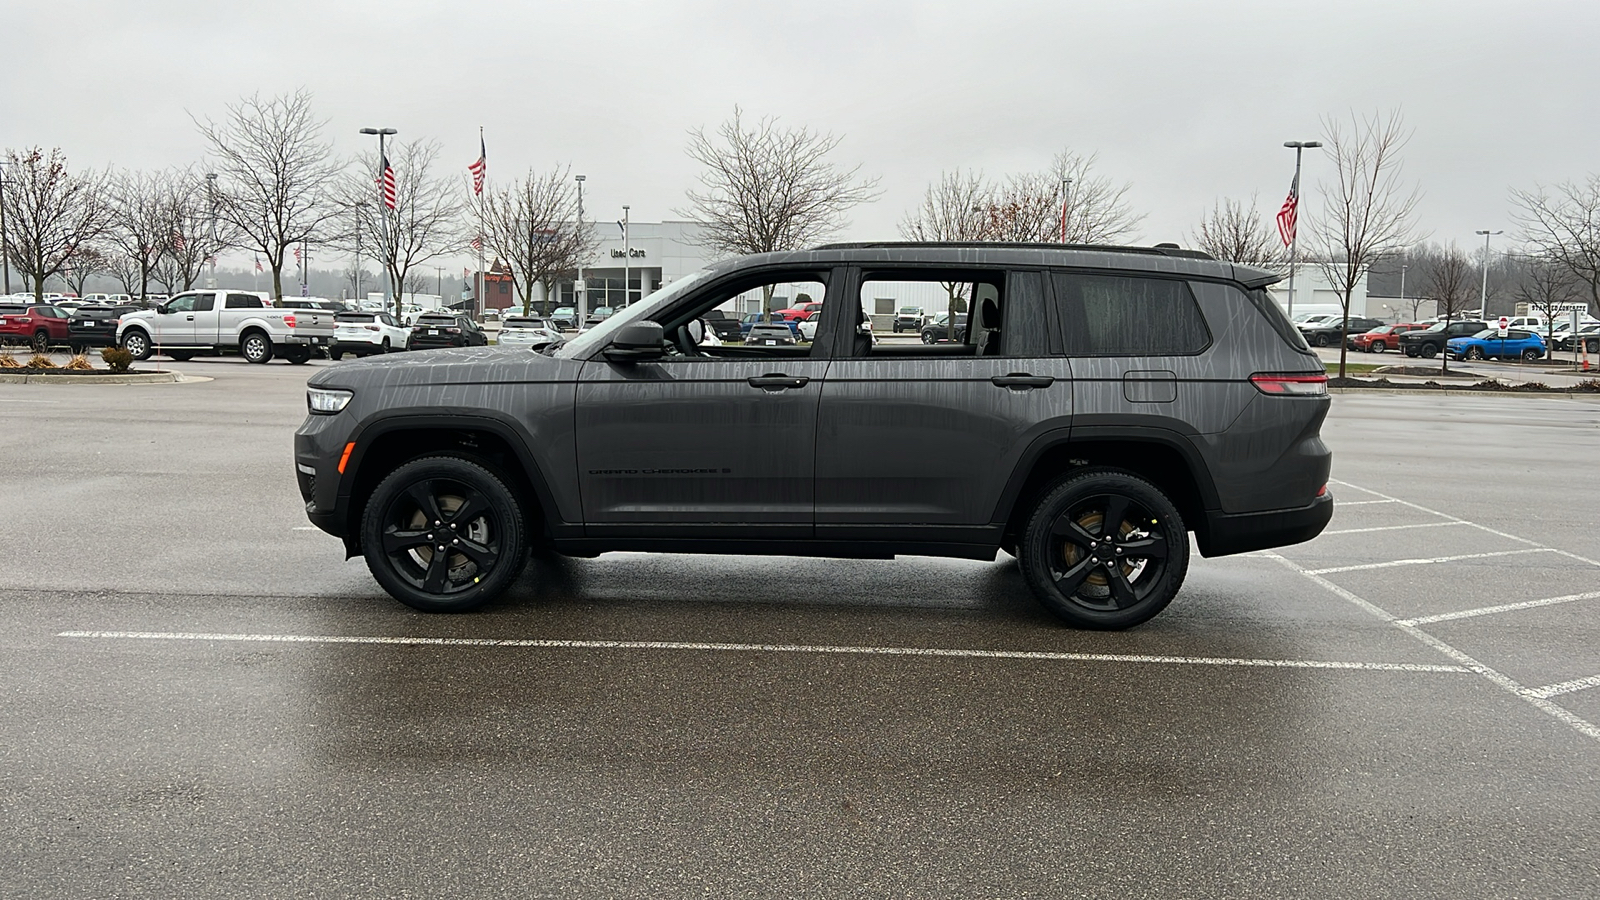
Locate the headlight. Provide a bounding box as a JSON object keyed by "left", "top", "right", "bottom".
{"left": 306, "top": 387, "right": 354, "bottom": 414}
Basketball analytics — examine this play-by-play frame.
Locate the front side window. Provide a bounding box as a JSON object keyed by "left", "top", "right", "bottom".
{"left": 1054, "top": 273, "right": 1210, "bottom": 357}
{"left": 166, "top": 295, "right": 197, "bottom": 314}
{"left": 653, "top": 271, "right": 829, "bottom": 360}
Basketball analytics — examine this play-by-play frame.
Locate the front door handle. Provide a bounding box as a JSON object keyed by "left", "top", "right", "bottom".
{"left": 185, "top": 315, "right": 195, "bottom": 320}
{"left": 748, "top": 374, "right": 810, "bottom": 391}
{"left": 991, "top": 373, "right": 1054, "bottom": 390}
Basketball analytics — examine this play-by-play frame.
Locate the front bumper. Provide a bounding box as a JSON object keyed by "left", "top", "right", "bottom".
{"left": 1198, "top": 493, "right": 1334, "bottom": 558}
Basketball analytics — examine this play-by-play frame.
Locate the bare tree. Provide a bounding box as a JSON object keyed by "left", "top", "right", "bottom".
{"left": 1191, "top": 196, "right": 1287, "bottom": 271}
{"left": 152, "top": 169, "right": 231, "bottom": 294}
{"left": 679, "top": 106, "right": 880, "bottom": 267}
{"left": 194, "top": 90, "right": 341, "bottom": 301}
{"left": 975, "top": 151, "right": 1144, "bottom": 244}
{"left": 1425, "top": 242, "right": 1475, "bottom": 374}
{"left": 0, "top": 147, "right": 112, "bottom": 301}
{"left": 1514, "top": 253, "right": 1579, "bottom": 357}
{"left": 1310, "top": 110, "right": 1422, "bottom": 377}
{"left": 62, "top": 245, "right": 111, "bottom": 296}
{"left": 480, "top": 164, "right": 596, "bottom": 316}
{"left": 1510, "top": 175, "right": 1600, "bottom": 317}
{"left": 106, "top": 169, "right": 177, "bottom": 302}
{"left": 331, "top": 140, "right": 463, "bottom": 318}
{"left": 899, "top": 169, "right": 991, "bottom": 321}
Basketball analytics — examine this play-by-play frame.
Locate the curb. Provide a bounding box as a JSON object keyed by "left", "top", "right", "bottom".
{"left": 0, "top": 371, "right": 182, "bottom": 385}
{"left": 1330, "top": 387, "right": 1600, "bottom": 398}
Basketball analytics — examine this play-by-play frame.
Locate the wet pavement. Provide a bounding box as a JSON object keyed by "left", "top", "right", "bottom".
{"left": 3, "top": 357, "right": 1599, "bottom": 897}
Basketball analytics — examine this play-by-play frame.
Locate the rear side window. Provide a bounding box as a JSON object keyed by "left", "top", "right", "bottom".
{"left": 226, "top": 294, "right": 264, "bottom": 309}
{"left": 1053, "top": 273, "right": 1211, "bottom": 356}
{"left": 1242, "top": 287, "right": 1311, "bottom": 352}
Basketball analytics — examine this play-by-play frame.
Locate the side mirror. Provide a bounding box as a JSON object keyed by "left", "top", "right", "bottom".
{"left": 686, "top": 318, "right": 706, "bottom": 344}
{"left": 604, "top": 321, "right": 665, "bottom": 361}
{"left": 156, "top": 305, "right": 172, "bottom": 315}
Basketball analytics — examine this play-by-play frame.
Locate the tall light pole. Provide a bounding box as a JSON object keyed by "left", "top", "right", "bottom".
{"left": 1282, "top": 140, "right": 1322, "bottom": 319}
{"left": 205, "top": 173, "right": 218, "bottom": 290}
{"left": 0, "top": 159, "right": 10, "bottom": 295}
{"left": 621, "top": 204, "right": 631, "bottom": 307}
{"left": 574, "top": 174, "right": 586, "bottom": 325}
{"left": 353, "top": 200, "right": 367, "bottom": 303}
{"left": 1475, "top": 229, "right": 1502, "bottom": 320}
{"left": 1399, "top": 264, "right": 1408, "bottom": 319}
{"left": 1059, "top": 178, "right": 1074, "bottom": 243}
{"left": 359, "top": 127, "right": 397, "bottom": 311}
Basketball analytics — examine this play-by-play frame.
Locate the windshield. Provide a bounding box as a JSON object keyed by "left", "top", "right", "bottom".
{"left": 1469, "top": 329, "right": 1496, "bottom": 339}
{"left": 555, "top": 270, "right": 709, "bottom": 358}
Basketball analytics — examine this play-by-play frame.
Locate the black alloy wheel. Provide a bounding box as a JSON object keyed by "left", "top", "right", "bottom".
{"left": 360, "top": 456, "right": 528, "bottom": 612}
{"left": 31, "top": 330, "right": 49, "bottom": 353}
{"left": 1403, "top": 345, "right": 1419, "bottom": 358}
{"left": 1017, "top": 469, "right": 1189, "bottom": 629}
{"left": 122, "top": 330, "right": 152, "bottom": 360}
{"left": 921, "top": 331, "right": 936, "bottom": 344}
{"left": 381, "top": 337, "right": 391, "bottom": 352}
{"left": 1314, "top": 333, "right": 1331, "bottom": 347}
{"left": 1420, "top": 344, "right": 1438, "bottom": 358}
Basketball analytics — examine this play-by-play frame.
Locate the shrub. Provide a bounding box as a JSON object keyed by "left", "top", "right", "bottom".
{"left": 26, "top": 353, "right": 56, "bottom": 369}
{"left": 101, "top": 346, "right": 134, "bottom": 374}
{"left": 65, "top": 352, "right": 95, "bottom": 370}
{"left": 0, "top": 349, "right": 19, "bottom": 369}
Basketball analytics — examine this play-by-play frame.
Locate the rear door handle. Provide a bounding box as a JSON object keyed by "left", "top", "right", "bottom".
{"left": 991, "top": 373, "right": 1054, "bottom": 390}
{"left": 748, "top": 374, "right": 810, "bottom": 391}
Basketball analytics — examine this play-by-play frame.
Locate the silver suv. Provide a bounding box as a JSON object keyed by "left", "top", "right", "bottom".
{"left": 296, "top": 242, "right": 1333, "bottom": 628}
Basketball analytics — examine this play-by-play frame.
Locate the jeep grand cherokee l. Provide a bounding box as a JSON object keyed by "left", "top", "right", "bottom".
{"left": 296, "top": 242, "right": 1333, "bottom": 629}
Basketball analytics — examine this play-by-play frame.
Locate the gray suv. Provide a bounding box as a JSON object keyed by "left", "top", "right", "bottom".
{"left": 295, "top": 242, "right": 1333, "bottom": 628}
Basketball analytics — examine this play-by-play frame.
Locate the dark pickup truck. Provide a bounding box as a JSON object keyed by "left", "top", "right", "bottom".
{"left": 296, "top": 242, "right": 1333, "bottom": 629}
{"left": 1398, "top": 320, "right": 1489, "bottom": 358}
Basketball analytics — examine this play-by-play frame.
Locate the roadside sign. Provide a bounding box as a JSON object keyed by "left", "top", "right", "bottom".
{"left": 1497, "top": 316, "right": 1509, "bottom": 338}
{"left": 574, "top": 279, "right": 586, "bottom": 294}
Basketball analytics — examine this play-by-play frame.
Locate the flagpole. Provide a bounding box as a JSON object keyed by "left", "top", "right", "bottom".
{"left": 1281, "top": 140, "right": 1321, "bottom": 320}
{"left": 622, "top": 205, "right": 631, "bottom": 306}
{"left": 477, "top": 127, "right": 485, "bottom": 323}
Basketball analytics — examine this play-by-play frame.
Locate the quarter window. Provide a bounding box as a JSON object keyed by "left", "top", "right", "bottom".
{"left": 1053, "top": 273, "right": 1210, "bottom": 356}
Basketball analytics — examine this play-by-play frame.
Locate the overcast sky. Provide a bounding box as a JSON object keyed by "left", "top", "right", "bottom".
{"left": 8, "top": 0, "right": 1600, "bottom": 265}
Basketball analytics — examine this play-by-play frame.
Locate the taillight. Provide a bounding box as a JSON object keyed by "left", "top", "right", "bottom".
{"left": 443, "top": 327, "right": 460, "bottom": 334}
{"left": 283, "top": 314, "right": 297, "bottom": 327}
{"left": 1250, "top": 373, "right": 1328, "bottom": 396}
{"left": 364, "top": 324, "right": 379, "bottom": 331}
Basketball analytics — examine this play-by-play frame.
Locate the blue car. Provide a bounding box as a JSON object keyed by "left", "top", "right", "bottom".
{"left": 1446, "top": 328, "right": 1546, "bottom": 361}
{"left": 738, "top": 312, "right": 801, "bottom": 340}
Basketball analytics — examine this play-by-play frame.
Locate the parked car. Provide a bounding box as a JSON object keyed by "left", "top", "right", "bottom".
{"left": 775, "top": 301, "right": 825, "bottom": 321}
{"left": 331, "top": 311, "right": 411, "bottom": 359}
{"left": 1299, "top": 316, "right": 1385, "bottom": 348}
{"left": 0, "top": 303, "right": 70, "bottom": 352}
{"left": 549, "top": 307, "right": 579, "bottom": 330}
{"left": 739, "top": 312, "right": 801, "bottom": 339}
{"left": 1554, "top": 323, "right": 1600, "bottom": 353}
{"left": 1447, "top": 328, "right": 1546, "bottom": 361}
{"left": 68, "top": 304, "right": 142, "bottom": 350}
{"left": 410, "top": 313, "right": 488, "bottom": 350}
{"left": 496, "top": 316, "right": 564, "bottom": 349}
{"left": 583, "top": 306, "right": 615, "bottom": 329}
{"left": 797, "top": 317, "right": 819, "bottom": 342}
{"left": 117, "top": 290, "right": 335, "bottom": 364}
{"left": 295, "top": 240, "right": 1332, "bottom": 629}
{"left": 920, "top": 312, "right": 968, "bottom": 344}
{"left": 1348, "top": 323, "right": 1426, "bottom": 353}
{"left": 746, "top": 322, "right": 797, "bottom": 346}
{"left": 700, "top": 309, "right": 743, "bottom": 342}
{"left": 1397, "top": 320, "right": 1489, "bottom": 358}
{"left": 892, "top": 306, "right": 925, "bottom": 332}
{"left": 279, "top": 299, "right": 346, "bottom": 312}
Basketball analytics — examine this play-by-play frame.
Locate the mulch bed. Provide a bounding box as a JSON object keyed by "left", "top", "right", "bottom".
{"left": 1330, "top": 376, "right": 1600, "bottom": 393}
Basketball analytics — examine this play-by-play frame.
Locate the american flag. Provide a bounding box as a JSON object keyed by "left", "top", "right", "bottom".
{"left": 470, "top": 235, "right": 482, "bottom": 251}
{"left": 172, "top": 231, "right": 186, "bottom": 251}
{"left": 255, "top": 256, "right": 263, "bottom": 273}
{"left": 381, "top": 155, "right": 397, "bottom": 210}
{"left": 293, "top": 245, "right": 303, "bottom": 264}
{"left": 468, "top": 134, "right": 486, "bottom": 195}
{"left": 1276, "top": 175, "right": 1299, "bottom": 247}
{"left": 463, "top": 267, "right": 471, "bottom": 280}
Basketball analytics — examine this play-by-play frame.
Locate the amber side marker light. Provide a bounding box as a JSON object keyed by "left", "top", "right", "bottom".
{"left": 338, "top": 442, "right": 355, "bottom": 474}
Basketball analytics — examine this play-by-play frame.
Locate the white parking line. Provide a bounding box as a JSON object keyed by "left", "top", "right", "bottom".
{"left": 1396, "top": 591, "right": 1600, "bottom": 627}
{"left": 1525, "top": 674, "right": 1600, "bottom": 701}
{"left": 53, "top": 630, "right": 1473, "bottom": 673}
{"left": 1322, "top": 521, "right": 1466, "bottom": 536}
{"left": 1334, "top": 499, "right": 1398, "bottom": 507}
{"left": 1305, "top": 548, "right": 1555, "bottom": 575}
{"left": 1327, "top": 480, "right": 1548, "bottom": 549}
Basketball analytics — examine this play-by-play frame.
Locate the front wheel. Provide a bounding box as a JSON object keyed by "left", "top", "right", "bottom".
{"left": 1371, "top": 340, "right": 1387, "bottom": 353}
{"left": 241, "top": 332, "right": 273, "bottom": 364}
{"left": 1314, "top": 334, "right": 1331, "bottom": 347}
{"left": 1466, "top": 346, "right": 1484, "bottom": 360}
{"left": 1016, "top": 469, "right": 1190, "bottom": 630}
{"left": 1420, "top": 344, "right": 1438, "bottom": 359}
{"left": 122, "top": 330, "right": 152, "bottom": 361}
{"left": 360, "top": 456, "right": 529, "bottom": 612}
{"left": 921, "top": 331, "right": 936, "bottom": 345}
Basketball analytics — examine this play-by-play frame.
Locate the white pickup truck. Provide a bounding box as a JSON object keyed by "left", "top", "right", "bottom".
{"left": 117, "top": 290, "right": 336, "bottom": 364}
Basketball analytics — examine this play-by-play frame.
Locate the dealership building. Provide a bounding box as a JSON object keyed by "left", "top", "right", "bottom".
{"left": 483, "top": 220, "right": 714, "bottom": 313}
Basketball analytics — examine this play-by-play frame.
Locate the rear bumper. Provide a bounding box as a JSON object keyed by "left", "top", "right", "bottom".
{"left": 1197, "top": 493, "right": 1334, "bottom": 558}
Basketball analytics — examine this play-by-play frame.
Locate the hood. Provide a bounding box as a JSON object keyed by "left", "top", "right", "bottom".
{"left": 308, "top": 344, "right": 581, "bottom": 390}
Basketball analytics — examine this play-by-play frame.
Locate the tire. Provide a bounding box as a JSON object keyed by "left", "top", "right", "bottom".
{"left": 1522, "top": 348, "right": 1541, "bottom": 361}
{"left": 921, "top": 331, "right": 936, "bottom": 345}
{"left": 329, "top": 349, "right": 344, "bottom": 361}
{"left": 1314, "top": 333, "right": 1331, "bottom": 347}
{"left": 1466, "top": 347, "right": 1484, "bottom": 360}
{"left": 1420, "top": 344, "right": 1438, "bottom": 359}
{"left": 1403, "top": 345, "right": 1419, "bottom": 358}
{"left": 31, "top": 330, "right": 49, "bottom": 353}
{"left": 360, "top": 456, "right": 529, "bottom": 612}
{"left": 122, "top": 329, "right": 152, "bottom": 361}
{"left": 283, "top": 347, "right": 311, "bottom": 365}
{"left": 1015, "top": 469, "right": 1190, "bottom": 630}
{"left": 381, "top": 337, "right": 391, "bottom": 353}
{"left": 1587, "top": 339, "right": 1600, "bottom": 354}
{"left": 166, "top": 351, "right": 195, "bottom": 362}
{"left": 1371, "top": 340, "right": 1387, "bottom": 353}
{"left": 240, "top": 331, "right": 273, "bottom": 364}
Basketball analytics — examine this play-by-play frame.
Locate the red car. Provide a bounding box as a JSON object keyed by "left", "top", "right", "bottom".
{"left": 0, "top": 303, "right": 72, "bottom": 353}
{"left": 1348, "top": 323, "right": 1425, "bottom": 353}
{"left": 772, "top": 302, "right": 824, "bottom": 321}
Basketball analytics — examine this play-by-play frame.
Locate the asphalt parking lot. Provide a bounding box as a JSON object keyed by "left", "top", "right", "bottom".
{"left": 3, "top": 354, "right": 1599, "bottom": 898}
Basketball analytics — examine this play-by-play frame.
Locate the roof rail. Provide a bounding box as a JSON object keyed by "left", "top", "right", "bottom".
{"left": 811, "top": 240, "right": 1216, "bottom": 261}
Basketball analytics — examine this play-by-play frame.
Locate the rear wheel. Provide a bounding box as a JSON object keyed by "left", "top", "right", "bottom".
{"left": 241, "top": 332, "right": 273, "bottom": 364}
{"left": 122, "top": 330, "right": 152, "bottom": 361}
{"left": 31, "top": 330, "right": 49, "bottom": 353}
{"left": 360, "top": 456, "right": 529, "bottom": 612}
{"left": 381, "top": 337, "right": 391, "bottom": 352}
{"left": 1016, "top": 469, "right": 1189, "bottom": 630}
{"left": 1522, "top": 348, "right": 1541, "bottom": 361}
